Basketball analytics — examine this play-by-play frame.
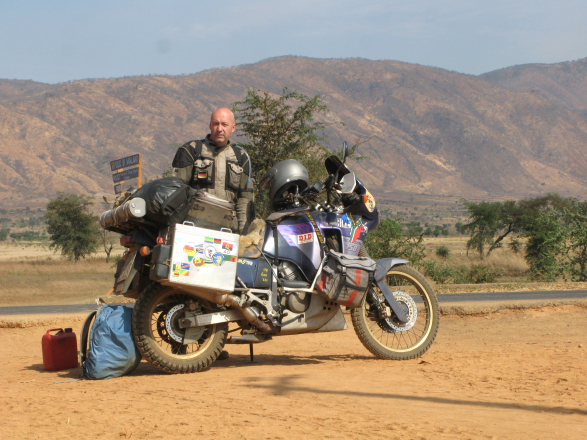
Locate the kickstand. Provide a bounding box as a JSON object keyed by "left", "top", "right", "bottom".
{"left": 246, "top": 343, "right": 258, "bottom": 364}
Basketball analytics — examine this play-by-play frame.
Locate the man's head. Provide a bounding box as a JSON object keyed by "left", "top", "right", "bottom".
{"left": 209, "top": 107, "right": 236, "bottom": 147}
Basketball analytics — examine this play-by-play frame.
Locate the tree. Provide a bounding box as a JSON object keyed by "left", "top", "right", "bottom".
{"left": 45, "top": 193, "right": 99, "bottom": 261}
{"left": 462, "top": 194, "right": 572, "bottom": 258}
{"left": 364, "top": 218, "right": 426, "bottom": 267}
{"left": 462, "top": 200, "right": 515, "bottom": 258}
{"left": 233, "top": 88, "right": 330, "bottom": 215}
{"left": 0, "top": 228, "right": 9, "bottom": 241}
{"left": 98, "top": 229, "right": 118, "bottom": 261}
{"left": 562, "top": 200, "right": 587, "bottom": 281}
{"left": 523, "top": 208, "right": 568, "bottom": 281}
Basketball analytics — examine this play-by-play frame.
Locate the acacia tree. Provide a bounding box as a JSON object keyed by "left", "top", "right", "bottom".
{"left": 463, "top": 200, "right": 522, "bottom": 258}
{"left": 45, "top": 193, "right": 99, "bottom": 261}
{"left": 463, "top": 194, "right": 571, "bottom": 259}
{"left": 98, "top": 228, "right": 118, "bottom": 262}
{"left": 233, "top": 88, "right": 330, "bottom": 215}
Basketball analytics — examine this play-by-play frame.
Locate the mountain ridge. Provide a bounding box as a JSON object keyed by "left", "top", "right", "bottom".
{"left": 1, "top": 56, "right": 587, "bottom": 209}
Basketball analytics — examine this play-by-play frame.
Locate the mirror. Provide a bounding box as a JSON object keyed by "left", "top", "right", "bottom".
{"left": 342, "top": 141, "right": 349, "bottom": 163}
{"left": 339, "top": 172, "right": 356, "bottom": 194}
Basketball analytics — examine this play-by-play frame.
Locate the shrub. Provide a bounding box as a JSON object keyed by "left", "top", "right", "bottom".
{"left": 453, "top": 265, "right": 501, "bottom": 284}
{"left": 421, "top": 261, "right": 455, "bottom": 284}
{"left": 436, "top": 246, "right": 450, "bottom": 259}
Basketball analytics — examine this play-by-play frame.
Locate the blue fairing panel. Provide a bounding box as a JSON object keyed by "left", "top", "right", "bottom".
{"left": 236, "top": 258, "right": 271, "bottom": 288}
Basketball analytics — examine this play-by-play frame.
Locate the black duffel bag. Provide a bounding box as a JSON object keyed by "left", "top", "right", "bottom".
{"left": 131, "top": 177, "right": 196, "bottom": 226}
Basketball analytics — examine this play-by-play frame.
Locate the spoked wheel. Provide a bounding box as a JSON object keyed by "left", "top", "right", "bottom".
{"left": 132, "top": 282, "right": 228, "bottom": 373}
{"left": 351, "top": 265, "right": 439, "bottom": 360}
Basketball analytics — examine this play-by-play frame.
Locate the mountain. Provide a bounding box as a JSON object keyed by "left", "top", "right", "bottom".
{"left": 2, "top": 56, "right": 587, "bottom": 209}
{"left": 480, "top": 57, "right": 587, "bottom": 115}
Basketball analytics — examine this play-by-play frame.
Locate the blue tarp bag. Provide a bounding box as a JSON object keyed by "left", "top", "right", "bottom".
{"left": 82, "top": 305, "right": 141, "bottom": 380}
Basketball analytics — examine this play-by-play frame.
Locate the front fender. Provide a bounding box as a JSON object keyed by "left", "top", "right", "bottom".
{"left": 373, "top": 258, "right": 409, "bottom": 324}
{"left": 374, "top": 258, "right": 409, "bottom": 282}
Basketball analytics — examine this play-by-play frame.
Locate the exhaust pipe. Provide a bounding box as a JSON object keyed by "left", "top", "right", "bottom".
{"left": 224, "top": 294, "right": 280, "bottom": 335}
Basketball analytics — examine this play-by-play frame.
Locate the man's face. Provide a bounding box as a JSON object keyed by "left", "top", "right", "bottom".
{"left": 209, "top": 108, "right": 236, "bottom": 147}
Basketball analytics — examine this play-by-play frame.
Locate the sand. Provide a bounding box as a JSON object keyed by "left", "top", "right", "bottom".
{"left": 1, "top": 305, "right": 586, "bottom": 440}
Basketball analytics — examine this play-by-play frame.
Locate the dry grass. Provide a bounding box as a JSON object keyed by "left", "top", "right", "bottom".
{"left": 0, "top": 241, "right": 124, "bottom": 261}
{"left": 0, "top": 237, "right": 585, "bottom": 309}
{"left": 424, "top": 236, "right": 529, "bottom": 280}
{"left": 0, "top": 315, "right": 87, "bottom": 328}
{"left": 0, "top": 257, "right": 115, "bottom": 307}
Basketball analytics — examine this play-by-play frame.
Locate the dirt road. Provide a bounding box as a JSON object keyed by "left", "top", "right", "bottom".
{"left": 1, "top": 305, "right": 586, "bottom": 440}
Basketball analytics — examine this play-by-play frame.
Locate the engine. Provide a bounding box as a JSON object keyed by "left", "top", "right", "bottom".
{"left": 278, "top": 261, "right": 311, "bottom": 314}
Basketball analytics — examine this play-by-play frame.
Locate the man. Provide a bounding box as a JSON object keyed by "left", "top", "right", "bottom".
{"left": 171, "top": 107, "right": 255, "bottom": 233}
{"left": 171, "top": 107, "right": 255, "bottom": 361}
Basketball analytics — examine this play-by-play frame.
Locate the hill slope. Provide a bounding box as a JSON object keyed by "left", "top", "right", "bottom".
{"left": 2, "top": 56, "right": 587, "bottom": 208}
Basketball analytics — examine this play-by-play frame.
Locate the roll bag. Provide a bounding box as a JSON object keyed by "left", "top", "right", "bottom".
{"left": 316, "top": 250, "right": 376, "bottom": 308}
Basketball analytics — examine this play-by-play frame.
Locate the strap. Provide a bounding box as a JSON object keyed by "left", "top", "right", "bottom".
{"left": 231, "top": 144, "right": 252, "bottom": 176}
{"left": 307, "top": 214, "right": 329, "bottom": 253}
{"left": 188, "top": 139, "right": 203, "bottom": 160}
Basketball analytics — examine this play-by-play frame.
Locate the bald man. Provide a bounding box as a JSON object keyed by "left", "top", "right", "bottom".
{"left": 171, "top": 107, "right": 255, "bottom": 233}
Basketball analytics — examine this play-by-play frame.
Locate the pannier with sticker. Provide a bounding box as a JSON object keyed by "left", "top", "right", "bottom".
{"left": 316, "top": 250, "right": 376, "bottom": 308}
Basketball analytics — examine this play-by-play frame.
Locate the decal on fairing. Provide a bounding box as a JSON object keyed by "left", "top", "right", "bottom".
{"left": 344, "top": 214, "right": 368, "bottom": 243}
{"left": 342, "top": 236, "right": 362, "bottom": 253}
{"left": 297, "top": 233, "right": 313, "bottom": 244}
{"left": 277, "top": 223, "right": 314, "bottom": 247}
{"left": 364, "top": 189, "right": 377, "bottom": 212}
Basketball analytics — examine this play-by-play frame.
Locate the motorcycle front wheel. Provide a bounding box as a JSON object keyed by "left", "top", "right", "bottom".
{"left": 132, "top": 282, "right": 228, "bottom": 373}
{"left": 351, "top": 265, "right": 439, "bottom": 360}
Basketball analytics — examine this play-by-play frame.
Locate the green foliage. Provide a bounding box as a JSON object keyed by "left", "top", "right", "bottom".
{"left": 421, "top": 261, "right": 454, "bottom": 284}
{"left": 436, "top": 245, "right": 450, "bottom": 258}
{"left": 9, "top": 231, "right": 46, "bottom": 241}
{"left": 463, "top": 200, "right": 514, "bottom": 258}
{"left": 561, "top": 200, "right": 587, "bottom": 281}
{"left": 523, "top": 209, "right": 567, "bottom": 281}
{"left": 364, "top": 218, "right": 426, "bottom": 267}
{"left": 421, "top": 261, "right": 501, "bottom": 284}
{"left": 45, "top": 193, "right": 99, "bottom": 261}
{"left": 233, "top": 88, "right": 329, "bottom": 216}
{"left": 462, "top": 194, "right": 571, "bottom": 259}
{"left": 0, "top": 228, "right": 10, "bottom": 241}
{"left": 454, "top": 265, "right": 501, "bottom": 284}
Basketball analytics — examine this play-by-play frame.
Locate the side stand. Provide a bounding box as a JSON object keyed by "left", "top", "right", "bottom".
{"left": 246, "top": 343, "right": 258, "bottom": 364}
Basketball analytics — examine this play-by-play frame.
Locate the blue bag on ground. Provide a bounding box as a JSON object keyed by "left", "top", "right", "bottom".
{"left": 85, "top": 305, "right": 141, "bottom": 380}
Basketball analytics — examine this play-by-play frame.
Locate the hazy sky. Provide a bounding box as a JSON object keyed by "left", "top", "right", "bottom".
{"left": 1, "top": 0, "right": 587, "bottom": 84}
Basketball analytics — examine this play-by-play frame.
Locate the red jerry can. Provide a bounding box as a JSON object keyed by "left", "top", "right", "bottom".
{"left": 42, "top": 328, "right": 79, "bottom": 371}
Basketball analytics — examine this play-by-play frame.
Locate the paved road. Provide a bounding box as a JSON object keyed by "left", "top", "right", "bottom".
{"left": 0, "top": 290, "right": 585, "bottom": 316}
{"left": 440, "top": 289, "right": 587, "bottom": 304}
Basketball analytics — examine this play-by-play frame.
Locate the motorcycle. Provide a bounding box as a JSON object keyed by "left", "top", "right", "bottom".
{"left": 101, "top": 143, "right": 439, "bottom": 374}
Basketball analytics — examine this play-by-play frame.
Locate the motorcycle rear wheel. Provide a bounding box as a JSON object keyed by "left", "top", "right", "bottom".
{"left": 351, "top": 265, "right": 439, "bottom": 360}
{"left": 132, "top": 282, "right": 228, "bottom": 373}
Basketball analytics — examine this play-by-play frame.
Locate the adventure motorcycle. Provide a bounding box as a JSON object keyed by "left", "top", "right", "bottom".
{"left": 100, "top": 143, "right": 439, "bottom": 373}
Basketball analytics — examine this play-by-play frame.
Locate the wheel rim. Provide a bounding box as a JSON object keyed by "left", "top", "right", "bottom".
{"left": 363, "top": 270, "right": 435, "bottom": 352}
{"left": 148, "top": 290, "right": 216, "bottom": 359}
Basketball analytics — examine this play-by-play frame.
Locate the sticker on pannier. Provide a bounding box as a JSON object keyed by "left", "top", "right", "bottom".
{"left": 316, "top": 251, "right": 376, "bottom": 308}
